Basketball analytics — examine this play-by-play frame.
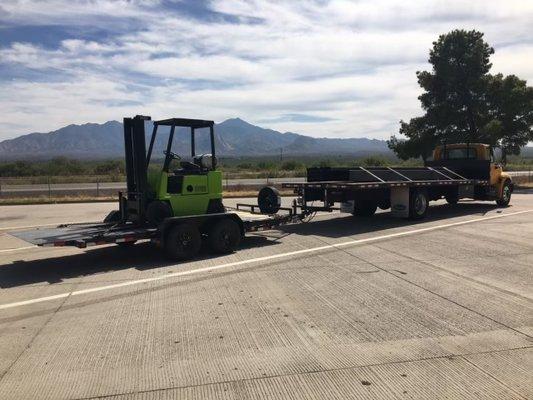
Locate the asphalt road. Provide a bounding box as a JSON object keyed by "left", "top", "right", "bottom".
{"left": 0, "top": 195, "right": 532, "bottom": 399}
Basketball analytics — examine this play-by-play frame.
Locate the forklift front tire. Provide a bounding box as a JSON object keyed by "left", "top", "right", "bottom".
{"left": 165, "top": 223, "right": 201, "bottom": 260}
{"left": 147, "top": 201, "right": 172, "bottom": 226}
{"left": 208, "top": 218, "right": 242, "bottom": 254}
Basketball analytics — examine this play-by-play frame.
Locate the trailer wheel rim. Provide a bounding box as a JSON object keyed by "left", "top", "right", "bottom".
{"left": 414, "top": 193, "right": 427, "bottom": 215}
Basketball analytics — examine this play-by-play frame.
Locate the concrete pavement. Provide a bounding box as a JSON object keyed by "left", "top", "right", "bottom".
{"left": 0, "top": 194, "right": 532, "bottom": 399}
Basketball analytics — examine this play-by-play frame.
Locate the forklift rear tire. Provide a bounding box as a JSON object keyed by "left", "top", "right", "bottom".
{"left": 352, "top": 201, "right": 377, "bottom": 217}
{"left": 409, "top": 189, "right": 428, "bottom": 220}
{"left": 165, "top": 223, "right": 201, "bottom": 260}
{"left": 147, "top": 201, "right": 172, "bottom": 226}
{"left": 208, "top": 218, "right": 242, "bottom": 254}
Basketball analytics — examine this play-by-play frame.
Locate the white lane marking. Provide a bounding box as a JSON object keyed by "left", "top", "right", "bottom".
{"left": 0, "top": 209, "right": 531, "bottom": 311}
{"left": 0, "top": 246, "right": 36, "bottom": 253}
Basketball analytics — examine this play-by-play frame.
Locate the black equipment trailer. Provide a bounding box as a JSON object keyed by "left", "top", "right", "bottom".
{"left": 9, "top": 204, "right": 306, "bottom": 255}
{"left": 282, "top": 164, "right": 492, "bottom": 219}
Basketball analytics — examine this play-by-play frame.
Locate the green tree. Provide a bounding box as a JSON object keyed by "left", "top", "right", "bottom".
{"left": 388, "top": 116, "right": 438, "bottom": 161}
{"left": 390, "top": 30, "right": 496, "bottom": 159}
{"left": 485, "top": 74, "right": 533, "bottom": 163}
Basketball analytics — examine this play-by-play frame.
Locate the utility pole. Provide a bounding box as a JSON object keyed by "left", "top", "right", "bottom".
{"left": 280, "top": 147, "right": 283, "bottom": 163}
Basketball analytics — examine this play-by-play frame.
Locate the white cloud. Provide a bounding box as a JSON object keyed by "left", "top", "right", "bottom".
{"left": 0, "top": 0, "right": 532, "bottom": 140}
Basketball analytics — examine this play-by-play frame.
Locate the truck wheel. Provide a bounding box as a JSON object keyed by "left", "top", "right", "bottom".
{"left": 258, "top": 186, "right": 281, "bottom": 214}
{"left": 165, "top": 223, "right": 201, "bottom": 260}
{"left": 496, "top": 181, "right": 512, "bottom": 207}
{"left": 352, "top": 201, "right": 377, "bottom": 217}
{"left": 147, "top": 201, "right": 172, "bottom": 226}
{"left": 409, "top": 189, "right": 428, "bottom": 220}
{"left": 208, "top": 218, "right": 242, "bottom": 254}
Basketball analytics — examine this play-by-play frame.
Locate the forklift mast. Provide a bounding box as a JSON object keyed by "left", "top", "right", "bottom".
{"left": 122, "top": 115, "right": 151, "bottom": 222}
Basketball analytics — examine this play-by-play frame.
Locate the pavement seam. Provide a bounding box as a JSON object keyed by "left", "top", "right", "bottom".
{"left": 69, "top": 344, "right": 533, "bottom": 400}
{"left": 0, "top": 288, "right": 75, "bottom": 384}
{"left": 459, "top": 354, "right": 530, "bottom": 400}
{"left": 372, "top": 243, "right": 533, "bottom": 303}
{"left": 322, "top": 237, "right": 533, "bottom": 340}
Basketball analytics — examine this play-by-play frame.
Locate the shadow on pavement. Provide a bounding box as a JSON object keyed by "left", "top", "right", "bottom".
{"left": 0, "top": 202, "right": 505, "bottom": 289}
{"left": 0, "top": 236, "right": 278, "bottom": 288}
{"left": 278, "top": 201, "right": 504, "bottom": 238}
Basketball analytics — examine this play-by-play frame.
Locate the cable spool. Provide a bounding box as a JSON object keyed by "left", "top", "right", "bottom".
{"left": 257, "top": 186, "right": 281, "bottom": 214}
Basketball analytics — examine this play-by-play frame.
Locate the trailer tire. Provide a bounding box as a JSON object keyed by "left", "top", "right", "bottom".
{"left": 208, "top": 218, "right": 241, "bottom": 254}
{"left": 409, "top": 189, "right": 428, "bottom": 220}
{"left": 496, "top": 180, "right": 512, "bottom": 207}
{"left": 352, "top": 201, "right": 377, "bottom": 217}
{"left": 164, "top": 223, "right": 201, "bottom": 260}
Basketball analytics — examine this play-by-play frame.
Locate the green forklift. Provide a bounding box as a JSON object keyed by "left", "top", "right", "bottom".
{"left": 10, "top": 115, "right": 292, "bottom": 261}
{"left": 106, "top": 115, "right": 244, "bottom": 259}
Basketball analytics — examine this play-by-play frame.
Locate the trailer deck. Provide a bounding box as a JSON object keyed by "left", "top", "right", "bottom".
{"left": 9, "top": 208, "right": 303, "bottom": 249}
{"left": 283, "top": 165, "right": 489, "bottom": 191}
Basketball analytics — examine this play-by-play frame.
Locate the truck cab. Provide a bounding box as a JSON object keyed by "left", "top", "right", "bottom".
{"left": 429, "top": 143, "right": 513, "bottom": 206}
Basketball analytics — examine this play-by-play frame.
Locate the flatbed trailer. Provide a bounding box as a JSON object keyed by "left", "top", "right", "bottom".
{"left": 9, "top": 207, "right": 306, "bottom": 251}
{"left": 282, "top": 164, "right": 499, "bottom": 219}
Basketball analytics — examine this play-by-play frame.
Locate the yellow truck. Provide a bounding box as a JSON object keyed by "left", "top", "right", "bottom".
{"left": 431, "top": 143, "right": 513, "bottom": 207}
{"left": 283, "top": 143, "right": 514, "bottom": 220}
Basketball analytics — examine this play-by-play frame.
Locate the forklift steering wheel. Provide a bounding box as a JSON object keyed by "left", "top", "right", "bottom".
{"left": 163, "top": 150, "right": 181, "bottom": 161}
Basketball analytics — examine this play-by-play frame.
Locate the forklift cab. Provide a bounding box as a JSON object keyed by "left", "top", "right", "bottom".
{"left": 121, "top": 115, "right": 223, "bottom": 226}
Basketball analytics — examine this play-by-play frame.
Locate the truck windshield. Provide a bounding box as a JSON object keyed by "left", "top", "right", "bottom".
{"left": 444, "top": 148, "right": 477, "bottom": 160}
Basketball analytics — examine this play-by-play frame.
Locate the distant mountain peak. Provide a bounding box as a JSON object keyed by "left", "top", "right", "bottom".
{"left": 0, "top": 118, "right": 390, "bottom": 160}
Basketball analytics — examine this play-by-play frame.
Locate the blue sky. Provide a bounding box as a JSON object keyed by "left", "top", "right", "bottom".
{"left": 0, "top": 0, "right": 532, "bottom": 140}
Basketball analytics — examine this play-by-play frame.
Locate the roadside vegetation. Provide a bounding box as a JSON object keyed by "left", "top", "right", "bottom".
{"left": 1, "top": 153, "right": 531, "bottom": 185}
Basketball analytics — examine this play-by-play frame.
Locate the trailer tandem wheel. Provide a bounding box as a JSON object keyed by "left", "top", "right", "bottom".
{"left": 165, "top": 223, "right": 202, "bottom": 260}
{"left": 208, "top": 218, "right": 242, "bottom": 254}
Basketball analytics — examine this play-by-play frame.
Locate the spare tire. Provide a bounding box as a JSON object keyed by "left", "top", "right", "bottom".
{"left": 257, "top": 186, "right": 281, "bottom": 214}
{"left": 104, "top": 210, "right": 122, "bottom": 223}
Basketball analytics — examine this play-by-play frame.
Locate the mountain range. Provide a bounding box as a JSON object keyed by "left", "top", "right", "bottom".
{"left": 0, "top": 118, "right": 390, "bottom": 160}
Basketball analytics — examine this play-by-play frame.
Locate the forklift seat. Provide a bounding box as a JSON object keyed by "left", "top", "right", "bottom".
{"left": 179, "top": 160, "right": 202, "bottom": 171}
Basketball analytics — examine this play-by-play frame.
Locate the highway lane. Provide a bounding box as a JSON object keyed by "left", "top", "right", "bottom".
{"left": 0, "top": 195, "right": 532, "bottom": 399}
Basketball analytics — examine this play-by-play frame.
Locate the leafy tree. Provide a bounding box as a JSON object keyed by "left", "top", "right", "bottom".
{"left": 485, "top": 74, "right": 533, "bottom": 163}
{"left": 388, "top": 116, "right": 438, "bottom": 161}
{"left": 388, "top": 29, "right": 532, "bottom": 161}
